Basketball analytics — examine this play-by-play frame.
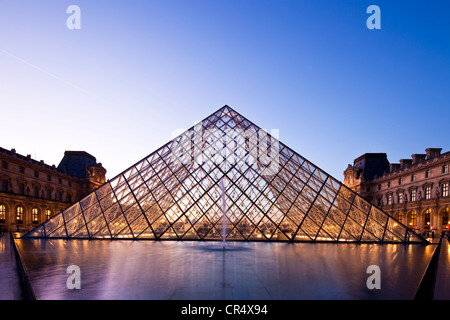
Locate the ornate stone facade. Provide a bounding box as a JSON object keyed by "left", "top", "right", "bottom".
{"left": 0, "top": 148, "right": 106, "bottom": 232}
{"left": 344, "top": 148, "right": 450, "bottom": 237}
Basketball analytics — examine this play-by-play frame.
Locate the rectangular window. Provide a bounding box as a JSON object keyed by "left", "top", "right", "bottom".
{"left": 387, "top": 181, "right": 391, "bottom": 188}
{"left": 411, "top": 174, "right": 415, "bottom": 182}
{"left": 387, "top": 194, "right": 392, "bottom": 205}
{"left": 444, "top": 165, "right": 449, "bottom": 174}
{"left": 0, "top": 205, "right": 5, "bottom": 220}
{"left": 425, "top": 186, "right": 431, "bottom": 200}
{"left": 1, "top": 179, "right": 7, "bottom": 193}
{"left": 442, "top": 183, "right": 449, "bottom": 197}
{"left": 34, "top": 170, "right": 39, "bottom": 178}
{"left": 18, "top": 182, "right": 25, "bottom": 195}
{"left": 398, "top": 192, "right": 404, "bottom": 204}
{"left": 32, "top": 208, "right": 38, "bottom": 223}
{"left": 410, "top": 189, "right": 416, "bottom": 202}
{"left": 398, "top": 178, "right": 402, "bottom": 185}
{"left": 1, "top": 160, "right": 7, "bottom": 169}
{"left": 425, "top": 170, "right": 431, "bottom": 178}
{"left": 46, "top": 189, "right": 51, "bottom": 200}
{"left": 33, "top": 186, "right": 39, "bottom": 198}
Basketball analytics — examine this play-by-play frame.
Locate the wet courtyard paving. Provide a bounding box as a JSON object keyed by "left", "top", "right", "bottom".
{"left": 12, "top": 239, "right": 440, "bottom": 300}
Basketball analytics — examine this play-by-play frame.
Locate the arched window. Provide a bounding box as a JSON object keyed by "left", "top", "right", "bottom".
{"left": 16, "top": 206, "right": 23, "bottom": 223}
{"left": 408, "top": 211, "right": 417, "bottom": 228}
{"left": 32, "top": 208, "right": 39, "bottom": 224}
{"left": 395, "top": 212, "right": 403, "bottom": 224}
{"left": 0, "top": 204, "right": 5, "bottom": 221}
{"left": 45, "top": 209, "right": 52, "bottom": 221}
{"left": 424, "top": 209, "right": 432, "bottom": 229}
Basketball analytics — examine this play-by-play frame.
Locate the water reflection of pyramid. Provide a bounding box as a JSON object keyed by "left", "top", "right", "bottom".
{"left": 24, "top": 106, "right": 426, "bottom": 243}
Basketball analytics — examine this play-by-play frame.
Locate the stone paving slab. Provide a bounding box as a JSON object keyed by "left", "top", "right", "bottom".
{"left": 434, "top": 238, "right": 450, "bottom": 300}
{"left": 0, "top": 233, "right": 14, "bottom": 300}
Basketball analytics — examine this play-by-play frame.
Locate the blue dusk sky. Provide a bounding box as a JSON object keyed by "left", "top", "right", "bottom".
{"left": 0, "top": 1, "right": 449, "bottom": 181}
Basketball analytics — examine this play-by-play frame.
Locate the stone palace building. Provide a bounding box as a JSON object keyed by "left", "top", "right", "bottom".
{"left": 0, "top": 147, "right": 106, "bottom": 232}
{"left": 344, "top": 148, "right": 450, "bottom": 237}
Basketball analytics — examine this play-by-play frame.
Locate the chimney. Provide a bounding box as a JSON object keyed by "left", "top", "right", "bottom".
{"left": 426, "top": 148, "right": 442, "bottom": 160}
{"left": 412, "top": 154, "right": 426, "bottom": 165}
{"left": 399, "top": 159, "right": 413, "bottom": 169}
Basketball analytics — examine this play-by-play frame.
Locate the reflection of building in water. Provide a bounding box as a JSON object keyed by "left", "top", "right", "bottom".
{"left": 0, "top": 148, "right": 106, "bottom": 232}
{"left": 344, "top": 148, "right": 450, "bottom": 236}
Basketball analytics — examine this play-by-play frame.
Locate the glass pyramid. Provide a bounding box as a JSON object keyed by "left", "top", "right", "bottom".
{"left": 24, "top": 106, "right": 426, "bottom": 243}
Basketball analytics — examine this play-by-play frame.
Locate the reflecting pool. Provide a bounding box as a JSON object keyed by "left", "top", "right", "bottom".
{"left": 15, "top": 239, "right": 434, "bottom": 300}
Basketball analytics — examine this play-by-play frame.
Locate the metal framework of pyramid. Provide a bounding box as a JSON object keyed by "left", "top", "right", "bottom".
{"left": 24, "top": 106, "right": 426, "bottom": 243}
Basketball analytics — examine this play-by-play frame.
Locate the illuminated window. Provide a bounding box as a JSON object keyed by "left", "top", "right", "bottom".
{"left": 0, "top": 204, "right": 5, "bottom": 221}
{"left": 32, "top": 208, "right": 38, "bottom": 223}
{"left": 442, "top": 183, "right": 449, "bottom": 197}
{"left": 398, "top": 192, "right": 404, "bottom": 204}
{"left": 16, "top": 206, "right": 23, "bottom": 223}
{"left": 425, "top": 186, "right": 431, "bottom": 200}
{"left": 424, "top": 209, "right": 432, "bottom": 228}
{"left": 410, "top": 189, "right": 416, "bottom": 202}
{"left": 387, "top": 194, "right": 392, "bottom": 205}
{"left": 45, "top": 209, "right": 52, "bottom": 221}
{"left": 395, "top": 212, "right": 403, "bottom": 223}
{"left": 408, "top": 211, "right": 417, "bottom": 228}
{"left": 443, "top": 165, "right": 449, "bottom": 174}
